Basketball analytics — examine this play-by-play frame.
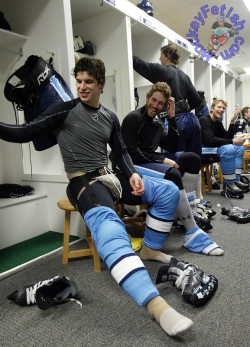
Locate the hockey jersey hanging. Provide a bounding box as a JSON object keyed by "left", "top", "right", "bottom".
{"left": 4, "top": 55, "right": 74, "bottom": 151}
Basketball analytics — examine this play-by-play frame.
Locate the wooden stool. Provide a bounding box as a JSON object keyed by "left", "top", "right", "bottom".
{"left": 57, "top": 197, "right": 102, "bottom": 272}
{"left": 116, "top": 203, "right": 147, "bottom": 231}
{"left": 200, "top": 163, "right": 213, "bottom": 196}
{"left": 243, "top": 150, "right": 250, "bottom": 171}
{"left": 215, "top": 163, "right": 223, "bottom": 184}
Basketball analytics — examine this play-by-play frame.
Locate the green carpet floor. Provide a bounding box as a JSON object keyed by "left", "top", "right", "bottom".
{"left": 0, "top": 231, "right": 79, "bottom": 273}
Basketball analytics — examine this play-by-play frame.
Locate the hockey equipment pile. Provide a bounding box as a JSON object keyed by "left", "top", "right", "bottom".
{"left": 155, "top": 257, "right": 218, "bottom": 307}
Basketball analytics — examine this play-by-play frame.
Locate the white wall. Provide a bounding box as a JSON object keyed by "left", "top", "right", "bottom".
{"left": 0, "top": 195, "right": 49, "bottom": 249}
{"left": 0, "top": 0, "right": 82, "bottom": 246}
{"left": 22, "top": 180, "right": 85, "bottom": 237}
{"left": 242, "top": 79, "right": 250, "bottom": 107}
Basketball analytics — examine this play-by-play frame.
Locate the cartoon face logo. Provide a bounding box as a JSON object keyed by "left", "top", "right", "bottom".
{"left": 186, "top": 4, "right": 245, "bottom": 62}
{"left": 92, "top": 113, "right": 98, "bottom": 121}
{"left": 207, "top": 15, "right": 237, "bottom": 58}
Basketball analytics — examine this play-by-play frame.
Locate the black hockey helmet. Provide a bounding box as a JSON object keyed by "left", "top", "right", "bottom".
{"left": 137, "top": 1, "right": 154, "bottom": 16}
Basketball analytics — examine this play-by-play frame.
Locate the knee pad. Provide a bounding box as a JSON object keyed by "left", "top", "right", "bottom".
{"left": 218, "top": 144, "right": 235, "bottom": 158}
{"left": 178, "top": 152, "right": 201, "bottom": 173}
{"left": 142, "top": 176, "right": 180, "bottom": 220}
{"left": 164, "top": 167, "right": 183, "bottom": 189}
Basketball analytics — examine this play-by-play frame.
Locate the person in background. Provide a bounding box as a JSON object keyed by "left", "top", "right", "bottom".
{"left": 234, "top": 106, "right": 250, "bottom": 134}
{"left": 133, "top": 43, "right": 203, "bottom": 157}
{"left": 199, "top": 98, "right": 249, "bottom": 199}
{"left": 133, "top": 43, "right": 205, "bottom": 205}
{"left": 0, "top": 56, "right": 194, "bottom": 337}
{"left": 121, "top": 82, "right": 223, "bottom": 256}
{"left": 195, "top": 92, "right": 220, "bottom": 194}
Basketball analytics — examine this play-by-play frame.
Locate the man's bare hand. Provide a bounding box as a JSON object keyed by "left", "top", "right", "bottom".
{"left": 130, "top": 173, "right": 144, "bottom": 196}
{"left": 231, "top": 106, "right": 241, "bottom": 123}
{"left": 167, "top": 97, "right": 175, "bottom": 119}
{"left": 163, "top": 158, "right": 179, "bottom": 168}
{"left": 233, "top": 134, "right": 247, "bottom": 146}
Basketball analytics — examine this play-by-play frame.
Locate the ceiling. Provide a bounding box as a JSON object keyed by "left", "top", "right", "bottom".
{"left": 128, "top": 0, "right": 250, "bottom": 80}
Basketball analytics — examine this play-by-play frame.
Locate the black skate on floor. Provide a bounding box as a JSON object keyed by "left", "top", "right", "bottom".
{"left": 221, "top": 206, "right": 250, "bottom": 223}
{"left": 234, "top": 180, "right": 250, "bottom": 193}
{"left": 221, "top": 183, "right": 244, "bottom": 199}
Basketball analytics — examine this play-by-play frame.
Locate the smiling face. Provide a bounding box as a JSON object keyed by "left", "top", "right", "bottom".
{"left": 73, "top": 57, "right": 106, "bottom": 108}
{"left": 146, "top": 91, "right": 167, "bottom": 118}
{"left": 210, "top": 100, "right": 227, "bottom": 121}
{"left": 76, "top": 71, "right": 104, "bottom": 108}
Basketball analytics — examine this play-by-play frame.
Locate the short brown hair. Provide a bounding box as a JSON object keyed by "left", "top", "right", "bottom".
{"left": 146, "top": 82, "right": 172, "bottom": 100}
{"left": 73, "top": 57, "right": 105, "bottom": 84}
{"left": 241, "top": 106, "right": 250, "bottom": 117}
{"left": 160, "top": 44, "right": 180, "bottom": 65}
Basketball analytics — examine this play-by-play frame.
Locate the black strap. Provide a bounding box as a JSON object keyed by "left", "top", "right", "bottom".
{"left": 80, "top": 173, "right": 101, "bottom": 207}
{"left": 175, "top": 99, "right": 190, "bottom": 114}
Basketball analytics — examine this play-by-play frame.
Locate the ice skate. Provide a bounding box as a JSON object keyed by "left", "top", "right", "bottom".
{"left": 221, "top": 182, "right": 244, "bottom": 199}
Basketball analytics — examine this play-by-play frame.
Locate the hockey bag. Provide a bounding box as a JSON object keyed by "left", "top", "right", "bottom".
{"left": 4, "top": 55, "right": 74, "bottom": 151}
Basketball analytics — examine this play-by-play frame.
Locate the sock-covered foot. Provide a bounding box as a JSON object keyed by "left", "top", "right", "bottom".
{"left": 140, "top": 244, "right": 172, "bottom": 263}
{"left": 147, "top": 296, "right": 193, "bottom": 336}
{"left": 160, "top": 307, "right": 193, "bottom": 336}
{"left": 206, "top": 247, "right": 224, "bottom": 256}
{"left": 184, "top": 228, "right": 224, "bottom": 256}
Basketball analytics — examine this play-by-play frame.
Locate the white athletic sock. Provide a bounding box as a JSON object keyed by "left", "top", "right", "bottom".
{"left": 208, "top": 248, "right": 224, "bottom": 256}
{"left": 140, "top": 244, "right": 172, "bottom": 264}
{"left": 159, "top": 307, "right": 193, "bottom": 336}
{"left": 147, "top": 296, "right": 193, "bottom": 336}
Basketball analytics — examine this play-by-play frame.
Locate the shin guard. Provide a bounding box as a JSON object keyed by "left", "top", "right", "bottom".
{"left": 84, "top": 206, "right": 159, "bottom": 306}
